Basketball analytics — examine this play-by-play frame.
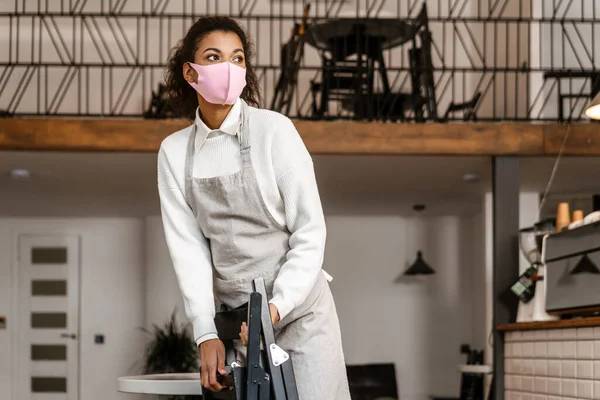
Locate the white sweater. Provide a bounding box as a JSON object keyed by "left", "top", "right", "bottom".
{"left": 157, "top": 99, "right": 327, "bottom": 345}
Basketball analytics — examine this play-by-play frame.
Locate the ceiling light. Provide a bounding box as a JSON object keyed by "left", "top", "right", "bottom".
{"left": 585, "top": 92, "right": 600, "bottom": 120}
{"left": 9, "top": 168, "right": 31, "bottom": 180}
{"left": 412, "top": 204, "right": 426, "bottom": 212}
{"left": 462, "top": 172, "right": 480, "bottom": 183}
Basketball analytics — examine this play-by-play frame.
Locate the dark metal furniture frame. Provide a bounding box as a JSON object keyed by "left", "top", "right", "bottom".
{"left": 407, "top": 4, "right": 481, "bottom": 122}
{"left": 543, "top": 70, "right": 600, "bottom": 121}
{"left": 205, "top": 277, "right": 299, "bottom": 400}
{"left": 271, "top": 4, "right": 311, "bottom": 116}
{"left": 306, "top": 9, "right": 419, "bottom": 121}
{"left": 306, "top": 3, "right": 481, "bottom": 122}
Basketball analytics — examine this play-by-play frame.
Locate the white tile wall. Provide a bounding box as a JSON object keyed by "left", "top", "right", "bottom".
{"left": 505, "top": 327, "right": 599, "bottom": 400}
{"left": 562, "top": 341, "right": 577, "bottom": 359}
{"left": 579, "top": 361, "right": 594, "bottom": 379}
{"left": 594, "top": 361, "right": 600, "bottom": 379}
{"left": 547, "top": 360, "right": 561, "bottom": 377}
{"left": 562, "top": 361, "right": 576, "bottom": 378}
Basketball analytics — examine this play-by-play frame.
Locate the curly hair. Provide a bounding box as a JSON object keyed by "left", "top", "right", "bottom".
{"left": 164, "top": 17, "right": 262, "bottom": 119}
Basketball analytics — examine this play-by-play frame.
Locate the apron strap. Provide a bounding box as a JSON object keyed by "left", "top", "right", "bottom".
{"left": 184, "top": 121, "right": 197, "bottom": 214}
{"left": 238, "top": 99, "right": 251, "bottom": 152}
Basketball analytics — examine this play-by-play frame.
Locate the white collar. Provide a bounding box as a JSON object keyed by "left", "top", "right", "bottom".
{"left": 194, "top": 98, "right": 241, "bottom": 152}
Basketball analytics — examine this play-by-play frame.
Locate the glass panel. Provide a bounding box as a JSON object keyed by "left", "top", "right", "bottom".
{"left": 31, "top": 280, "right": 67, "bottom": 296}
{"left": 31, "top": 313, "right": 67, "bottom": 329}
{"left": 31, "top": 247, "right": 67, "bottom": 264}
{"left": 31, "top": 345, "right": 67, "bottom": 361}
{"left": 31, "top": 377, "right": 67, "bottom": 392}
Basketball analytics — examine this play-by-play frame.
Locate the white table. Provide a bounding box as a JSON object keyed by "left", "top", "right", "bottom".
{"left": 457, "top": 364, "right": 493, "bottom": 374}
{"left": 117, "top": 373, "right": 203, "bottom": 396}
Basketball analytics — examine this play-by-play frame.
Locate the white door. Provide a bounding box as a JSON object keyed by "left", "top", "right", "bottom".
{"left": 16, "top": 235, "right": 80, "bottom": 400}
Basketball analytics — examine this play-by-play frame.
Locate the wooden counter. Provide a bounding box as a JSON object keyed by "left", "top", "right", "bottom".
{"left": 497, "top": 316, "right": 600, "bottom": 331}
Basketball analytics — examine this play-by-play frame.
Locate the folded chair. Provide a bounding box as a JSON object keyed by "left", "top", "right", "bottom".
{"left": 204, "top": 277, "right": 299, "bottom": 400}
{"left": 271, "top": 4, "right": 311, "bottom": 116}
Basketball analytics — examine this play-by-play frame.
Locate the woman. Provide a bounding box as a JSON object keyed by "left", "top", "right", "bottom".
{"left": 158, "top": 16, "right": 351, "bottom": 399}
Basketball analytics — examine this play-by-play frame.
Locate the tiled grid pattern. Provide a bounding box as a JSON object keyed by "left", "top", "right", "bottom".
{"left": 505, "top": 327, "right": 600, "bottom": 400}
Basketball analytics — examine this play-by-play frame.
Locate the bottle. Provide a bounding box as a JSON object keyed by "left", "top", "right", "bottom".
{"left": 556, "top": 202, "right": 571, "bottom": 232}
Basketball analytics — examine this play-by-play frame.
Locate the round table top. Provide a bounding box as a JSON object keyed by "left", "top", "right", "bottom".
{"left": 117, "top": 373, "right": 202, "bottom": 395}
{"left": 306, "top": 18, "right": 416, "bottom": 52}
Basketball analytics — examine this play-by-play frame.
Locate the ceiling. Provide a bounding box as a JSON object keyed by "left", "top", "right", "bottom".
{"left": 1, "top": 151, "right": 600, "bottom": 217}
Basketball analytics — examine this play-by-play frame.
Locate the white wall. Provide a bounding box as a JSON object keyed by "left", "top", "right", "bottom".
{"left": 325, "top": 214, "right": 484, "bottom": 400}
{"left": 0, "top": 218, "right": 146, "bottom": 400}
{"left": 144, "top": 216, "right": 186, "bottom": 329}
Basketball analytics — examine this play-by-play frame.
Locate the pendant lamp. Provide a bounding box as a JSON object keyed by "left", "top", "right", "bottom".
{"left": 570, "top": 254, "right": 600, "bottom": 275}
{"left": 585, "top": 92, "right": 600, "bottom": 120}
{"left": 398, "top": 250, "right": 436, "bottom": 279}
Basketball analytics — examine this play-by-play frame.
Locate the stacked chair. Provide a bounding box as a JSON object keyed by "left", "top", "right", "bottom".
{"left": 204, "top": 278, "right": 299, "bottom": 400}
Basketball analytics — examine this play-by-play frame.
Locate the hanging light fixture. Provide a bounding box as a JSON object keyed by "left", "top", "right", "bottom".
{"left": 395, "top": 250, "right": 436, "bottom": 281}
{"left": 584, "top": 92, "right": 600, "bottom": 120}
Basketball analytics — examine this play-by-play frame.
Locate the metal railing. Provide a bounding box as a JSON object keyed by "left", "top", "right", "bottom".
{"left": 0, "top": 0, "right": 598, "bottom": 121}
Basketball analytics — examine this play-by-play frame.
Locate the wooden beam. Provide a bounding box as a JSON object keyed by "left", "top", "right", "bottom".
{"left": 0, "top": 118, "right": 188, "bottom": 152}
{"left": 294, "top": 120, "right": 544, "bottom": 155}
{"left": 543, "top": 123, "right": 600, "bottom": 155}
{"left": 0, "top": 117, "right": 598, "bottom": 155}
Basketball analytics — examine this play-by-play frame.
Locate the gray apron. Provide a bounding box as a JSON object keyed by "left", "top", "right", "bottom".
{"left": 184, "top": 100, "right": 351, "bottom": 400}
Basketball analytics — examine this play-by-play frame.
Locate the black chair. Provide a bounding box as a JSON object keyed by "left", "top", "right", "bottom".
{"left": 351, "top": 2, "right": 432, "bottom": 122}
{"left": 444, "top": 92, "right": 482, "bottom": 121}
{"left": 312, "top": 59, "right": 376, "bottom": 119}
{"left": 345, "top": 363, "right": 399, "bottom": 400}
{"left": 307, "top": 13, "right": 414, "bottom": 120}
{"left": 143, "top": 83, "right": 176, "bottom": 119}
{"left": 542, "top": 70, "right": 600, "bottom": 121}
{"left": 406, "top": 8, "right": 481, "bottom": 122}
{"left": 203, "top": 278, "right": 299, "bottom": 400}
{"left": 271, "top": 4, "right": 311, "bottom": 116}
{"left": 370, "top": 3, "right": 479, "bottom": 122}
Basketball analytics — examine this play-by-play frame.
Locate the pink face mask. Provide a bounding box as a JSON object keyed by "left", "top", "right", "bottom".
{"left": 186, "top": 61, "right": 247, "bottom": 105}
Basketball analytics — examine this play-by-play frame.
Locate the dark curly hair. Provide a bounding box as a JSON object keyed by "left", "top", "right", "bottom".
{"left": 164, "top": 17, "right": 261, "bottom": 119}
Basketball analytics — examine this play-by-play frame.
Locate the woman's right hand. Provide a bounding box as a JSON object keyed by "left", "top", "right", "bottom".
{"left": 199, "top": 339, "right": 227, "bottom": 392}
{"left": 239, "top": 322, "right": 248, "bottom": 346}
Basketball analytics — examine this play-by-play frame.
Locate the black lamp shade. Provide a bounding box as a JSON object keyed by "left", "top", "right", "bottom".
{"left": 403, "top": 250, "right": 436, "bottom": 276}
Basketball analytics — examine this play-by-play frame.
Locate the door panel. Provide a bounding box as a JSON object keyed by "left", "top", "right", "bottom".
{"left": 30, "top": 361, "right": 68, "bottom": 377}
{"left": 17, "top": 235, "right": 80, "bottom": 400}
{"left": 30, "top": 298, "right": 69, "bottom": 311}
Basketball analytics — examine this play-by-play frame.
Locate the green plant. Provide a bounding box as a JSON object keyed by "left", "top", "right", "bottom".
{"left": 140, "top": 310, "right": 200, "bottom": 400}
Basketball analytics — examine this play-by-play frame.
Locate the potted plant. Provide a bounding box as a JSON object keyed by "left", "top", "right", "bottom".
{"left": 140, "top": 310, "right": 200, "bottom": 400}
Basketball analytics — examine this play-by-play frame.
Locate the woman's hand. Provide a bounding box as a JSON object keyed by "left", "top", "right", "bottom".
{"left": 238, "top": 304, "right": 280, "bottom": 346}
{"left": 199, "top": 339, "right": 227, "bottom": 392}
{"left": 269, "top": 303, "right": 280, "bottom": 325}
{"left": 240, "top": 322, "right": 248, "bottom": 346}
